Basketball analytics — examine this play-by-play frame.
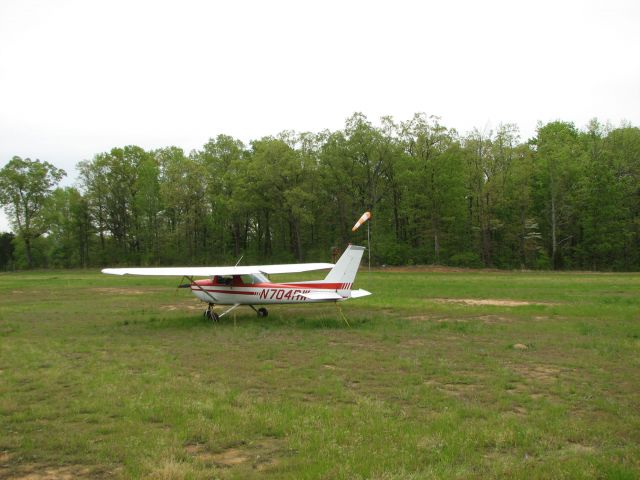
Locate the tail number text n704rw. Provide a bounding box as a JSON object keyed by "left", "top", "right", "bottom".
{"left": 259, "top": 289, "right": 310, "bottom": 300}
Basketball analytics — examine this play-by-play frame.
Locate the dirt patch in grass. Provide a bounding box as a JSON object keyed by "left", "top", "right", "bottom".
{"left": 479, "top": 315, "right": 514, "bottom": 323}
{"left": 405, "top": 314, "right": 434, "bottom": 321}
{"left": 406, "top": 314, "right": 468, "bottom": 322}
{"left": 432, "top": 298, "right": 551, "bottom": 307}
{"left": 439, "top": 382, "right": 478, "bottom": 397}
{"left": 512, "top": 365, "right": 561, "bottom": 382}
{"left": 512, "top": 405, "right": 528, "bottom": 416}
{"left": 403, "top": 338, "right": 428, "bottom": 347}
{"left": 91, "top": 287, "right": 150, "bottom": 295}
{"left": 185, "top": 437, "right": 285, "bottom": 471}
{"left": 406, "top": 313, "right": 513, "bottom": 324}
{"left": 214, "top": 448, "right": 261, "bottom": 467}
{"left": 160, "top": 304, "right": 202, "bottom": 312}
{"left": 565, "top": 442, "right": 596, "bottom": 454}
{"left": 193, "top": 446, "right": 249, "bottom": 466}
{"left": 1, "top": 464, "right": 96, "bottom": 479}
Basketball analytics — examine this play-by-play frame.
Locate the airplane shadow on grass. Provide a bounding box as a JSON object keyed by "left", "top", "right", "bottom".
{"left": 125, "top": 311, "right": 374, "bottom": 331}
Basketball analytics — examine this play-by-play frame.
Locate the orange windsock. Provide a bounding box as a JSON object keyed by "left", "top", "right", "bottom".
{"left": 352, "top": 211, "right": 371, "bottom": 232}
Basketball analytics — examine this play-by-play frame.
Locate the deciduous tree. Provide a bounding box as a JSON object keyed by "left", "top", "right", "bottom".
{"left": 0, "top": 157, "right": 65, "bottom": 268}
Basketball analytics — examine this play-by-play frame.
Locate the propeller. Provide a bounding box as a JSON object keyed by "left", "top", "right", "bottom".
{"left": 176, "top": 275, "right": 192, "bottom": 291}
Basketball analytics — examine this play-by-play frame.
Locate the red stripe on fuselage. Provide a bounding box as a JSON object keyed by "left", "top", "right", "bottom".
{"left": 192, "top": 280, "right": 350, "bottom": 290}
{"left": 190, "top": 288, "right": 255, "bottom": 295}
{"left": 263, "top": 282, "right": 348, "bottom": 290}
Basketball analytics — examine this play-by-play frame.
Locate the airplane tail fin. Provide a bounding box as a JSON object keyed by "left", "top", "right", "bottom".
{"left": 324, "top": 245, "right": 366, "bottom": 294}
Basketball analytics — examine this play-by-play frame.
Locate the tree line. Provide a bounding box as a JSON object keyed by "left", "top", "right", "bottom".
{"left": 1, "top": 113, "right": 639, "bottom": 271}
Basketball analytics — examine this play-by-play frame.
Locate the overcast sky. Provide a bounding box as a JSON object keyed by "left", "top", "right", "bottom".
{"left": 1, "top": 0, "right": 639, "bottom": 232}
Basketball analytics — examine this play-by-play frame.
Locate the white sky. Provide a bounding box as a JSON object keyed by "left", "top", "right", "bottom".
{"left": 1, "top": 0, "right": 639, "bottom": 232}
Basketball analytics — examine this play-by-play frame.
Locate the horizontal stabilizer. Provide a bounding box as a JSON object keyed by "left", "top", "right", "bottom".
{"left": 301, "top": 291, "right": 344, "bottom": 300}
{"left": 350, "top": 289, "right": 371, "bottom": 298}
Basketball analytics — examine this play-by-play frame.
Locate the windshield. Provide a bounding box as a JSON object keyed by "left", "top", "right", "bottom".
{"left": 249, "top": 272, "right": 270, "bottom": 284}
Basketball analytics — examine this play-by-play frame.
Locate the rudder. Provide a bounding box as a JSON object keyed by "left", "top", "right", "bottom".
{"left": 324, "top": 245, "right": 365, "bottom": 290}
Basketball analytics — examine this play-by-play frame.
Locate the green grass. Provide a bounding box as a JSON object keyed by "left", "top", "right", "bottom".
{"left": 1, "top": 269, "right": 639, "bottom": 479}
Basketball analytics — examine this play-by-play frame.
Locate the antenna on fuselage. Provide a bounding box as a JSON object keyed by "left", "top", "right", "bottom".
{"left": 234, "top": 255, "right": 244, "bottom": 267}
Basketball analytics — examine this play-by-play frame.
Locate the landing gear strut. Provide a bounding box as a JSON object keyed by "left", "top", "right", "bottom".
{"left": 204, "top": 304, "right": 268, "bottom": 321}
{"left": 203, "top": 303, "right": 219, "bottom": 322}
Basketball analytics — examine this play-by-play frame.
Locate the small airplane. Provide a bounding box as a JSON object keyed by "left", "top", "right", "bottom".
{"left": 102, "top": 244, "right": 371, "bottom": 321}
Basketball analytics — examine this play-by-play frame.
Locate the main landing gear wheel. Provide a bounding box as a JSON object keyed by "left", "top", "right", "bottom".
{"left": 257, "top": 307, "right": 268, "bottom": 318}
{"left": 204, "top": 304, "right": 219, "bottom": 322}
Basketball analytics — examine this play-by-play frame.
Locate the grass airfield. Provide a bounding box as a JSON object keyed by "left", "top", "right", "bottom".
{"left": 0, "top": 269, "right": 639, "bottom": 479}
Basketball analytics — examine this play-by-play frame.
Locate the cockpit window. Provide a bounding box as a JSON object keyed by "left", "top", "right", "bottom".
{"left": 213, "top": 275, "right": 233, "bottom": 285}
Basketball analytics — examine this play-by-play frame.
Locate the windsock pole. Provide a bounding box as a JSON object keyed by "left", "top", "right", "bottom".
{"left": 367, "top": 219, "right": 371, "bottom": 272}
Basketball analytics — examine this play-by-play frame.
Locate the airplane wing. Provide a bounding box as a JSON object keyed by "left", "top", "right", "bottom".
{"left": 101, "top": 263, "right": 334, "bottom": 277}
{"left": 260, "top": 263, "right": 334, "bottom": 275}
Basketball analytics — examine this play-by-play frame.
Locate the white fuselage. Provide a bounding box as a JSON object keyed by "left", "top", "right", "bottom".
{"left": 190, "top": 278, "right": 350, "bottom": 305}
